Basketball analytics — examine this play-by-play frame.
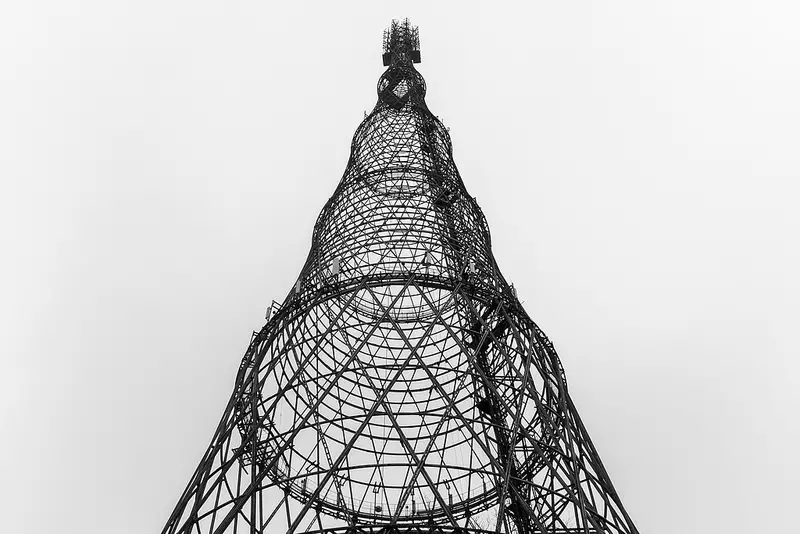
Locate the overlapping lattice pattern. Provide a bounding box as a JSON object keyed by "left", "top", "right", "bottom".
{"left": 162, "top": 19, "right": 639, "bottom": 534}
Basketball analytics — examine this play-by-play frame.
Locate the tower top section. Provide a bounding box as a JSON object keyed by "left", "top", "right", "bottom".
{"left": 382, "top": 18, "right": 421, "bottom": 66}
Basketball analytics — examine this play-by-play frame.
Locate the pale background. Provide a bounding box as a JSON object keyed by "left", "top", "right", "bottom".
{"left": 2, "top": 2, "right": 798, "bottom": 533}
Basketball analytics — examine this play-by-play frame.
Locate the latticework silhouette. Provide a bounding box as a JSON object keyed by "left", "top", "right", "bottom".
{"left": 162, "top": 19, "right": 639, "bottom": 534}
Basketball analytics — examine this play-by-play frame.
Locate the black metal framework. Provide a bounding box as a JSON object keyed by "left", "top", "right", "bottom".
{"left": 162, "top": 19, "right": 639, "bottom": 534}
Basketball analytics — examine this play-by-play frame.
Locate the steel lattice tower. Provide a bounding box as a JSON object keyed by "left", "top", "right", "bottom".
{"left": 162, "top": 19, "right": 639, "bottom": 534}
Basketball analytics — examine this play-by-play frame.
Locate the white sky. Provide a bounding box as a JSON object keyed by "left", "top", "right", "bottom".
{"left": 2, "top": 2, "right": 799, "bottom": 533}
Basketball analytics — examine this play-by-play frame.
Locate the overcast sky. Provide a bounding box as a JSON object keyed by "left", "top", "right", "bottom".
{"left": 2, "top": 2, "right": 799, "bottom": 533}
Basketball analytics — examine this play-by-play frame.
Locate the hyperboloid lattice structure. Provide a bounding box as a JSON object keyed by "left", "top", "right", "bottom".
{"left": 162, "top": 19, "right": 639, "bottom": 534}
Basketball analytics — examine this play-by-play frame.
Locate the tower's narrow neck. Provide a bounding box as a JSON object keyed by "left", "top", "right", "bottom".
{"left": 293, "top": 19, "right": 509, "bottom": 310}
{"left": 378, "top": 20, "right": 426, "bottom": 111}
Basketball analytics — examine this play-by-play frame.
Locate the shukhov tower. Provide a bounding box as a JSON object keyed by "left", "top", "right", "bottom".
{"left": 163, "top": 20, "right": 639, "bottom": 534}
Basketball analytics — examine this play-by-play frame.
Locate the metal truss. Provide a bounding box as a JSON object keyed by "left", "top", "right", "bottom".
{"left": 161, "top": 18, "right": 639, "bottom": 534}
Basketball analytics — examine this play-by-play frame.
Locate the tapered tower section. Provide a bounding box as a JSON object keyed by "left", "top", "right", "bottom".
{"left": 162, "top": 19, "right": 639, "bottom": 534}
